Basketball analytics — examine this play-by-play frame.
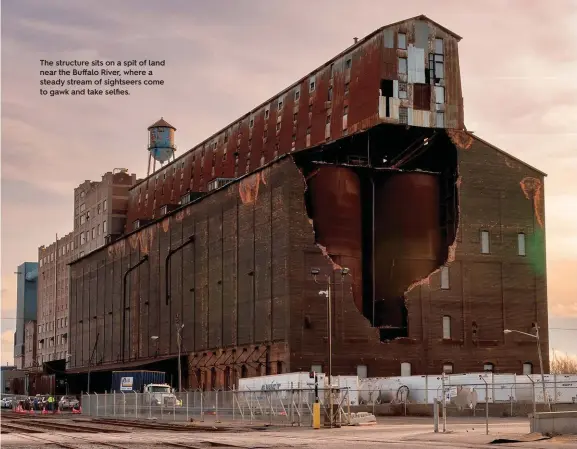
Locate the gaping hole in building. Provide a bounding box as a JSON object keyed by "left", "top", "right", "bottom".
{"left": 296, "top": 123, "right": 459, "bottom": 342}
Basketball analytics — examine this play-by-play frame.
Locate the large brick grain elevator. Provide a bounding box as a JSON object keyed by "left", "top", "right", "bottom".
{"left": 67, "top": 15, "right": 548, "bottom": 392}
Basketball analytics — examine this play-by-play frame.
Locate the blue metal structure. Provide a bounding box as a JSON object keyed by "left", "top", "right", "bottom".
{"left": 147, "top": 117, "right": 176, "bottom": 165}
{"left": 14, "top": 262, "right": 38, "bottom": 366}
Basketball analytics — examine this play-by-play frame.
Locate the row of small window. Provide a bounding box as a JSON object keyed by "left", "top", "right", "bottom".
{"left": 396, "top": 33, "right": 444, "bottom": 54}
{"left": 79, "top": 221, "right": 107, "bottom": 245}
{"left": 39, "top": 241, "right": 75, "bottom": 267}
{"left": 35, "top": 352, "right": 67, "bottom": 364}
{"left": 38, "top": 318, "right": 67, "bottom": 334}
{"left": 330, "top": 361, "right": 534, "bottom": 379}
{"left": 78, "top": 200, "right": 107, "bottom": 225}
{"left": 78, "top": 199, "right": 107, "bottom": 215}
{"left": 481, "top": 230, "right": 527, "bottom": 256}
{"left": 38, "top": 333, "right": 67, "bottom": 349}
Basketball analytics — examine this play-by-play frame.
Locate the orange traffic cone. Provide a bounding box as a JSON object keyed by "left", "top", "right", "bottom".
{"left": 56, "top": 408, "right": 61, "bottom": 414}
{"left": 42, "top": 408, "right": 48, "bottom": 415}
{"left": 29, "top": 409, "right": 35, "bottom": 415}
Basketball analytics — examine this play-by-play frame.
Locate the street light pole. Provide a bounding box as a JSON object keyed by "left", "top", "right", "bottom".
{"left": 311, "top": 267, "right": 350, "bottom": 428}
{"left": 504, "top": 324, "right": 551, "bottom": 412}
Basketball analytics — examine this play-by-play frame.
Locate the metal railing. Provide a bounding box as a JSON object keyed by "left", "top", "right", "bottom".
{"left": 81, "top": 388, "right": 353, "bottom": 426}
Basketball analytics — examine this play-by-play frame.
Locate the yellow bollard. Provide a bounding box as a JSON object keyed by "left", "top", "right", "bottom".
{"left": 313, "top": 402, "right": 321, "bottom": 429}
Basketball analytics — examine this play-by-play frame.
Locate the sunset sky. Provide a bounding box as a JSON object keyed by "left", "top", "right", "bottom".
{"left": 1, "top": 0, "right": 576, "bottom": 364}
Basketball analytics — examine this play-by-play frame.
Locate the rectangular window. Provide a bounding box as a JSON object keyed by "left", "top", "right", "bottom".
{"left": 435, "top": 38, "right": 444, "bottom": 54}
{"left": 97, "top": 204, "right": 101, "bottom": 214}
{"left": 294, "top": 89, "right": 300, "bottom": 101}
{"left": 249, "top": 117, "right": 254, "bottom": 128}
{"left": 79, "top": 203, "right": 85, "bottom": 212}
{"left": 264, "top": 108, "right": 270, "bottom": 120}
{"left": 311, "top": 364, "right": 323, "bottom": 374}
{"left": 523, "top": 362, "right": 533, "bottom": 375}
{"left": 278, "top": 99, "right": 283, "bottom": 110}
{"left": 517, "top": 233, "right": 526, "bottom": 256}
{"left": 80, "top": 232, "right": 86, "bottom": 245}
{"left": 443, "top": 363, "right": 453, "bottom": 374}
{"left": 97, "top": 224, "right": 101, "bottom": 235}
{"left": 309, "top": 78, "right": 316, "bottom": 92}
{"left": 481, "top": 230, "right": 490, "bottom": 254}
{"left": 436, "top": 112, "right": 445, "bottom": 128}
{"left": 345, "top": 58, "right": 352, "bottom": 69}
{"left": 103, "top": 220, "right": 107, "bottom": 233}
{"left": 440, "top": 266, "right": 450, "bottom": 289}
{"left": 327, "top": 87, "right": 333, "bottom": 101}
{"left": 399, "top": 82, "right": 407, "bottom": 99}
{"left": 103, "top": 199, "right": 107, "bottom": 211}
{"left": 398, "top": 57, "right": 407, "bottom": 74}
{"left": 91, "top": 228, "right": 95, "bottom": 239}
{"left": 435, "top": 61, "right": 444, "bottom": 79}
{"left": 80, "top": 215, "right": 85, "bottom": 225}
{"left": 357, "top": 365, "right": 368, "bottom": 379}
{"left": 399, "top": 107, "right": 408, "bottom": 124}
{"left": 442, "top": 316, "right": 451, "bottom": 339}
{"left": 398, "top": 33, "right": 406, "bottom": 49}
{"left": 435, "top": 86, "right": 445, "bottom": 104}
{"left": 344, "top": 82, "right": 350, "bottom": 95}
{"left": 400, "top": 362, "right": 411, "bottom": 377}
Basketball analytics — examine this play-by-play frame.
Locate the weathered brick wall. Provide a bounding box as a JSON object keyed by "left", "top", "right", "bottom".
{"left": 69, "top": 158, "right": 298, "bottom": 374}
{"left": 287, "top": 132, "right": 548, "bottom": 377}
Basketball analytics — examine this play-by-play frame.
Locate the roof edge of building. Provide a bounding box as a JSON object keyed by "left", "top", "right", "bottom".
{"left": 468, "top": 132, "right": 547, "bottom": 177}
{"left": 70, "top": 152, "right": 296, "bottom": 266}
{"left": 130, "top": 15, "right": 461, "bottom": 192}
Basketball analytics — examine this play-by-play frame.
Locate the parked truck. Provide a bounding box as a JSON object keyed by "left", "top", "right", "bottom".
{"left": 111, "top": 371, "right": 179, "bottom": 407}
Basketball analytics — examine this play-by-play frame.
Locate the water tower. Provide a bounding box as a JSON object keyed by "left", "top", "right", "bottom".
{"left": 147, "top": 117, "right": 177, "bottom": 176}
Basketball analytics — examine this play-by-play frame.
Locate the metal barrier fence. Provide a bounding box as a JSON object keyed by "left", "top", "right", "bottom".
{"left": 81, "top": 388, "right": 353, "bottom": 426}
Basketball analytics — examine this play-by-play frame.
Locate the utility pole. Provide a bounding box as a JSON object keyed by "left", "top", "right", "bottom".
{"left": 311, "top": 267, "right": 350, "bottom": 428}
{"left": 87, "top": 333, "right": 99, "bottom": 394}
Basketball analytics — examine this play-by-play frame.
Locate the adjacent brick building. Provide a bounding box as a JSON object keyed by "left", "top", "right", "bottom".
{"left": 35, "top": 170, "right": 137, "bottom": 366}
{"left": 67, "top": 15, "right": 548, "bottom": 390}
{"left": 37, "top": 232, "right": 74, "bottom": 364}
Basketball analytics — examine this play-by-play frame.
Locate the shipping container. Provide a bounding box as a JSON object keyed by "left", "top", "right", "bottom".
{"left": 110, "top": 371, "right": 166, "bottom": 392}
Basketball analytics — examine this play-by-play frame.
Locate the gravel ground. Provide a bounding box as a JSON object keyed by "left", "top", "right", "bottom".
{"left": 2, "top": 415, "right": 577, "bottom": 448}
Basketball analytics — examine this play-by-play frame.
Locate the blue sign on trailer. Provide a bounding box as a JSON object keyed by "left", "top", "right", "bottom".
{"left": 110, "top": 370, "right": 166, "bottom": 392}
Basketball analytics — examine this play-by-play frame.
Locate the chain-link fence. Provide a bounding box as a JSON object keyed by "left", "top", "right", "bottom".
{"left": 81, "top": 387, "right": 354, "bottom": 426}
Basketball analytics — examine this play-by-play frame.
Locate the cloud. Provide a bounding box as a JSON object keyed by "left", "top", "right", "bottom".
{"left": 1, "top": 0, "right": 576, "bottom": 354}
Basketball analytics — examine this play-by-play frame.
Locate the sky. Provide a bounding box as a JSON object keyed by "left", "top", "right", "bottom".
{"left": 1, "top": 0, "right": 576, "bottom": 365}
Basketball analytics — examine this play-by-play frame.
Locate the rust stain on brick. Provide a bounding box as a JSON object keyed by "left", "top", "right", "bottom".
{"left": 239, "top": 172, "right": 262, "bottom": 204}
{"left": 520, "top": 177, "right": 544, "bottom": 228}
{"left": 161, "top": 217, "right": 170, "bottom": 233}
{"left": 175, "top": 210, "right": 185, "bottom": 222}
{"left": 447, "top": 129, "right": 473, "bottom": 150}
{"left": 107, "top": 239, "right": 126, "bottom": 258}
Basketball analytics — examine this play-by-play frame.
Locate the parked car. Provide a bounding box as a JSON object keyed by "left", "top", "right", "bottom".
{"left": 59, "top": 395, "right": 79, "bottom": 410}
{"left": 1, "top": 397, "right": 14, "bottom": 408}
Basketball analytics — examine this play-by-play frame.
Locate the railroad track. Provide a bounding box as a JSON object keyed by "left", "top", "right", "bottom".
{"left": 2, "top": 415, "right": 127, "bottom": 434}
{"left": 4, "top": 428, "right": 132, "bottom": 449}
{"left": 163, "top": 441, "right": 246, "bottom": 448}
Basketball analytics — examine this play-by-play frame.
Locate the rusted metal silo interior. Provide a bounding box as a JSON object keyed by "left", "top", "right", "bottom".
{"left": 297, "top": 124, "right": 459, "bottom": 342}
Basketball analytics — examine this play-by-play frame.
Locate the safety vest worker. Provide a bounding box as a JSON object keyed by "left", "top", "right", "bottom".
{"left": 47, "top": 396, "right": 54, "bottom": 411}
